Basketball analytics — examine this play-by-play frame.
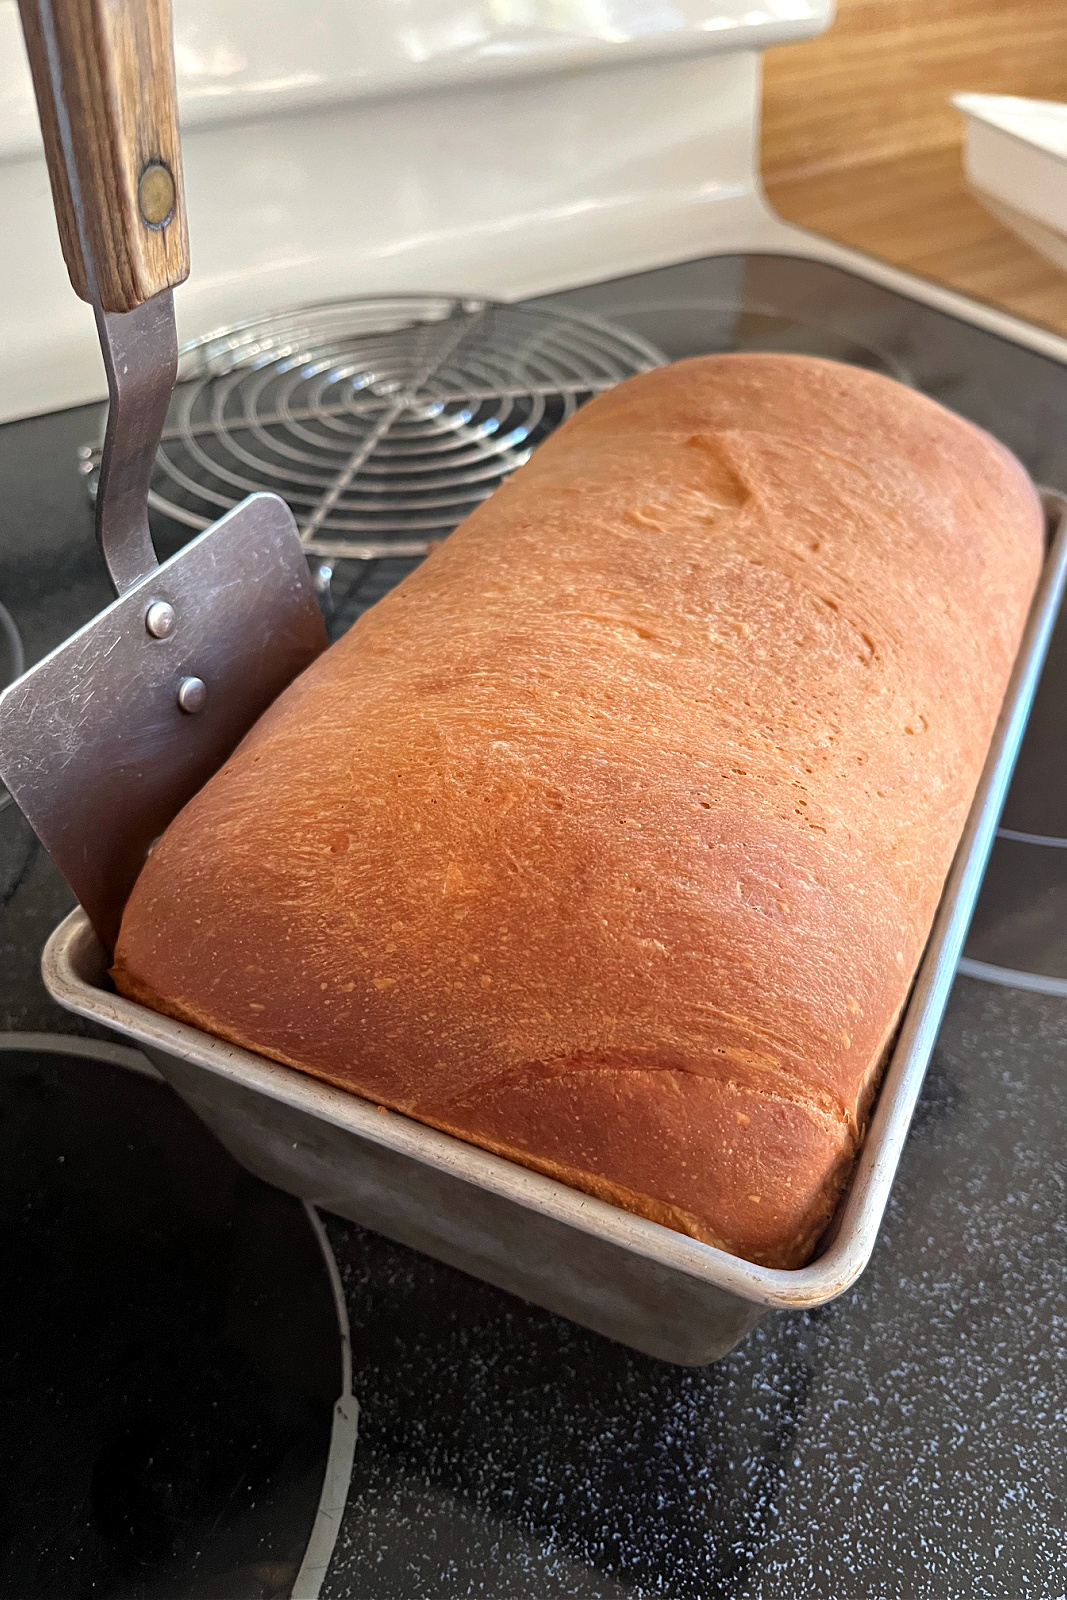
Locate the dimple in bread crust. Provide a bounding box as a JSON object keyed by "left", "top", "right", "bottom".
{"left": 112, "top": 354, "right": 1044, "bottom": 1269}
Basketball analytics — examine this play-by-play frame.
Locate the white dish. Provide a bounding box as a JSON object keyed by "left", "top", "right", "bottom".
{"left": 954, "top": 93, "right": 1067, "bottom": 274}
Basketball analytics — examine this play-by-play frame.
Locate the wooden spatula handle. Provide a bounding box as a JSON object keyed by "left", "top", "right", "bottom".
{"left": 18, "top": 0, "right": 190, "bottom": 312}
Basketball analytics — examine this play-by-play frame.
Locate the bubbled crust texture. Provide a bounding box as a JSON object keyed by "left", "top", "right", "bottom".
{"left": 112, "top": 354, "right": 1044, "bottom": 1269}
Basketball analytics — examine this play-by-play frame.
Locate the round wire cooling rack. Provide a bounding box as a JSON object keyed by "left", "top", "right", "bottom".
{"left": 80, "top": 295, "right": 665, "bottom": 567}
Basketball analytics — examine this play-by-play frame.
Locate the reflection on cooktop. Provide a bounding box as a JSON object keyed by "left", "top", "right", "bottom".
{"left": 0, "top": 1046, "right": 346, "bottom": 1600}
{"left": 577, "top": 299, "right": 912, "bottom": 385}
{"left": 997, "top": 588, "right": 1067, "bottom": 841}
{"left": 964, "top": 838, "right": 1067, "bottom": 980}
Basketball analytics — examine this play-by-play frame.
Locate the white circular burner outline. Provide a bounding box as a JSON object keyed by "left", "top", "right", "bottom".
{"left": 996, "top": 826, "right": 1067, "bottom": 847}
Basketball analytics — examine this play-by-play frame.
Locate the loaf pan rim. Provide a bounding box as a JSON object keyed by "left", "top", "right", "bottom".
{"left": 41, "top": 488, "right": 1067, "bottom": 1314}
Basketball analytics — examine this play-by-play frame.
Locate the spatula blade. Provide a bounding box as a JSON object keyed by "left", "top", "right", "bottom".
{"left": 0, "top": 492, "right": 326, "bottom": 951}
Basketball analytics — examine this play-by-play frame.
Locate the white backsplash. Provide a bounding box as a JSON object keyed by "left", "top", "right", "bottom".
{"left": 0, "top": 0, "right": 831, "bottom": 421}
{"left": 0, "top": 0, "right": 829, "bottom": 159}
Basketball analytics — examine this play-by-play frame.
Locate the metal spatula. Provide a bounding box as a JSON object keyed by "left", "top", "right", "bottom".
{"left": 0, "top": 0, "right": 327, "bottom": 952}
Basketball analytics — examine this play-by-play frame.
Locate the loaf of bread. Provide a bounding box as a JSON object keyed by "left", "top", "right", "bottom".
{"left": 112, "top": 354, "right": 1043, "bottom": 1269}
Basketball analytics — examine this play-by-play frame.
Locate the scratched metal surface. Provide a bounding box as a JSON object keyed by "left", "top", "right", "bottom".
{"left": 0, "top": 493, "right": 324, "bottom": 949}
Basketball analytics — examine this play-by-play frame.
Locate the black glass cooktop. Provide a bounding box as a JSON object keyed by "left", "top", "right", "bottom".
{"left": 0, "top": 1044, "right": 346, "bottom": 1599}
{"left": 1, "top": 251, "right": 1066, "bottom": 1598}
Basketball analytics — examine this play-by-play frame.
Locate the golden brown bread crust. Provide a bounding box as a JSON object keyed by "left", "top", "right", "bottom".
{"left": 112, "top": 354, "right": 1044, "bottom": 1269}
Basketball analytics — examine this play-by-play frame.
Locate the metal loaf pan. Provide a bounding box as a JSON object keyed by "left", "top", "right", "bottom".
{"left": 42, "top": 490, "right": 1067, "bottom": 1366}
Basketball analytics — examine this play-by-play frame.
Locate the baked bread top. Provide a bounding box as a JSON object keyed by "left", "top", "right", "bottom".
{"left": 112, "top": 354, "right": 1044, "bottom": 1267}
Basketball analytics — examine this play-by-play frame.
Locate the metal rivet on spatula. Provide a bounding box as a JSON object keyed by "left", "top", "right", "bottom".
{"left": 138, "top": 162, "right": 176, "bottom": 227}
{"left": 145, "top": 601, "right": 175, "bottom": 638}
{"left": 177, "top": 676, "right": 207, "bottom": 714}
